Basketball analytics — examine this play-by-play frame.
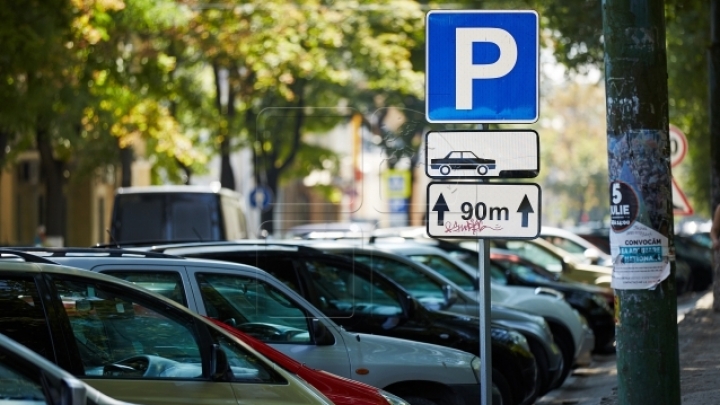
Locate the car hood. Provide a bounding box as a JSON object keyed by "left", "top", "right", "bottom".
{"left": 349, "top": 330, "right": 476, "bottom": 366}
{"left": 489, "top": 283, "right": 586, "bottom": 350}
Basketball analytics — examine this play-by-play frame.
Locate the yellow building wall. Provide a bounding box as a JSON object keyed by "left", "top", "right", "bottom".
{"left": 66, "top": 180, "right": 92, "bottom": 247}
{"left": 0, "top": 154, "right": 120, "bottom": 247}
{"left": 0, "top": 168, "right": 16, "bottom": 245}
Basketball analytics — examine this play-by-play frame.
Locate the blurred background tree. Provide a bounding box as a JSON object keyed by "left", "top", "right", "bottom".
{"left": 0, "top": 0, "right": 713, "bottom": 241}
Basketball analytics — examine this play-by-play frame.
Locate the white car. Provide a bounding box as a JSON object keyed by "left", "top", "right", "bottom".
{"left": 23, "top": 248, "right": 484, "bottom": 405}
{"left": 539, "top": 226, "right": 613, "bottom": 267}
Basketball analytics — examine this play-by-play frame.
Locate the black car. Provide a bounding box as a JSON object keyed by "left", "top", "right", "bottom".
{"left": 574, "top": 228, "right": 711, "bottom": 292}
{"left": 674, "top": 234, "right": 713, "bottom": 292}
{"left": 489, "top": 249, "right": 616, "bottom": 353}
{"left": 383, "top": 238, "right": 615, "bottom": 354}
{"left": 154, "top": 242, "right": 540, "bottom": 405}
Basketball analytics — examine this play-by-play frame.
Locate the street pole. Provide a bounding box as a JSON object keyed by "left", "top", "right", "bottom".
{"left": 710, "top": 0, "right": 720, "bottom": 312}
{"left": 602, "top": 0, "right": 681, "bottom": 404}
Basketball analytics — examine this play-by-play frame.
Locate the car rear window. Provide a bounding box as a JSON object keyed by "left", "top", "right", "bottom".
{"left": 113, "top": 193, "right": 222, "bottom": 242}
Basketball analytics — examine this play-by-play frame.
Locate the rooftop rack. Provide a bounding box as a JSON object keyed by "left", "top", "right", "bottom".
{"left": 94, "top": 239, "right": 207, "bottom": 249}
{"left": 8, "top": 247, "right": 186, "bottom": 260}
{"left": 0, "top": 249, "right": 60, "bottom": 265}
{"left": 145, "top": 240, "right": 325, "bottom": 255}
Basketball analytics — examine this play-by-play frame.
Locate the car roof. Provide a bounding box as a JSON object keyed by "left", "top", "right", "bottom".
{"left": 152, "top": 241, "right": 311, "bottom": 256}
{"left": 116, "top": 184, "right": 240, "bottom": 197}
{"left": 4, "top": 247, "right": 283, "bottom": 279}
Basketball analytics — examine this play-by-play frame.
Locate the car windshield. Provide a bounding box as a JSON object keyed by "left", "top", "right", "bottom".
{"left": 302, "top": 257, "right": 403, "bottom": 317}
{"left": 406, "top": 254, "right": 476, "bottom": 291}
{"left": 113, "top": 193, "right": 221, "bottom": 242}
{"left": 350, "top": 254, "right": 447, "bottom": 308}
{"left": 496, "top": 241, "right": 564, "bottom": 272}
{"left": 0, "top": 354, "right": 46, "bottom": 404}
{"left": 494, "top": 257, "right": 562, "bottom": 284}
{"left": 540, "top": 235, "right": 588, "bottom": 255}
{"left": 196, "top": 273, "right": 312, "bottom": 343}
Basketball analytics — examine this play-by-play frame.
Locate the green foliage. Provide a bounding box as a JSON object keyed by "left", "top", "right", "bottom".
{"left": 536, "top": 0, "right": 712, "bottom": 216}
{"left": 666, "top": 1, "right": 710, "bottom": 214}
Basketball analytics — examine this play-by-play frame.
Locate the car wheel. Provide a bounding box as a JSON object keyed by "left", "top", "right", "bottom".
{"left": 491, "top": 384, "right": 504, "bottom": 405}
{"left": 439, "top": 165, "right": 451, "bottom": 175}
{"left": 492, "top": 368, "right": 514, "bottom": 405}
{"left": 527, "top": 338, "right": 551, "bottom": 396}
{"left": 548, "top": 324, "right": 574, "bottom": 388}
{"left": 681, "top": 269, "right": 694, "bottom": 295}
{"left": 477, "top": 165, "right": 488, "bottom": 175}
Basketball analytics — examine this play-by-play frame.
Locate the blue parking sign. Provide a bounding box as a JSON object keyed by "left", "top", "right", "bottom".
{"left": 425, "top": 10, "right": 539, "bottom": 123}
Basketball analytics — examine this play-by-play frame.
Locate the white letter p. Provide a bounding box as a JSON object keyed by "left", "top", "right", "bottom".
{"left": 456, "top": 28, "right": 518, "bottom": 110}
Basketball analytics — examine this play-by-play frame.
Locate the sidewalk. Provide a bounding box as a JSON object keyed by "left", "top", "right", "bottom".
{"left": 600, "top": 291, "right": 720, "bottom": 405}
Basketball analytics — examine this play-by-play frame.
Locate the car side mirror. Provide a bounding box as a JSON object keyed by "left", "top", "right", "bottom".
{"left": 60, "top": 377, "right": 86, "bottom": 405}
{"left": 584, "top": 248, "right": 601, "bottom": 264}
{"left": 210, "top": 344, "right": 232, "bottom": 382}
{"left": 561, "top": 259, "right": 571, "bottom": 273}
{"left": 312, "top": 319, "right": 335, "bottom": 346}
{"left": 442, "top": 285, "right": 458, "bottom": 310}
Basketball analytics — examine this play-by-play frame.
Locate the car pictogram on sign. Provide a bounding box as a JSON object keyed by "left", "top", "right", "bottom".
{"left": 430, "top": 151, "right": 497, "bottom": 176}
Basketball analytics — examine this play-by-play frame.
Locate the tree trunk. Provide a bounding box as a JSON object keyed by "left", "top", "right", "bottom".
{"left": 710, "top": 0, "right": 720, "bottom": 312}
{"left": 176, "top": 158, "right": 192, "bottom": 185}
{"left": 220, "top": 136, "right": 235, "bottom": 190}
{"left": 36, "top": 120, "right": 65, "bottom": 241}
{"left": 259, "top": 169, "right": 279, "bottom": 236}
{"left": 120, "top": 145, "right": 133, "bottom": 187}
{"left": 213, "top": 62, "right": 236, "bottom": 190}
{"left": 257, "top": 80, "right": 307, "bottom": 236}
{"left": 0, "top": 128, "right": 9, "bottom": 167}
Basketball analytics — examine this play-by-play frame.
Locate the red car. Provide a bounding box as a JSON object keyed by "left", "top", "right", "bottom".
{"left": 208, "top": 319, "right": 409, "bottom": 405}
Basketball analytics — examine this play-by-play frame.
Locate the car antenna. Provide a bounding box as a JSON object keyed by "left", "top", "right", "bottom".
{"left": 192, "top": 227, "right": 204, "bottom": 242}
{"left": 106, "top": 229, "right": 120, "bottom": 248}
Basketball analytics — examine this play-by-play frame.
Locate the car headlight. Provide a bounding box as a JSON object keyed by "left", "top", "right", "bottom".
{"left": 508, "top": 330, "right": 531, "bottom": 352}
{"left": 379, "top": 390, "right": 411, "bottom": 405}
{"left": 471, "top": 356, "right": 482, "bottom": 382}
{"left": 591, "top": 293, "right": 612, "bottom": 312}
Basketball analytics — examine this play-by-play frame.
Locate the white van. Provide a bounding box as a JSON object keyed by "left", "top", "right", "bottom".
{"left": 110, "top": 185, "right": 251, "bottom": 244}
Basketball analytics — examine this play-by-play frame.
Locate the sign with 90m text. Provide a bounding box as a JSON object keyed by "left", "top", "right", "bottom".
{"left": 427, "top": 182, "right": 541, "bottom": 239}
{"left": 425, "top": 10, "right": 539, "bottom": 123}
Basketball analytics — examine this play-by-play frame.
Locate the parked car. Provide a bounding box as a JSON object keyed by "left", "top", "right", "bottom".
{"left": 110, "top": 185, "right": 252, "bottom": 244}
{"left": 572, "top": 227, "right": 698, "bottom": 293}
{"left": 364, "top": 227, "right": 614, "bottom": 288}
{"left": 12, "top": 247, "right": 488, "bottom": 405}
{"left": 0, "top": 332, "right": 138, "bottom": 405}
{"left": 538, "top": 226, "right": 613, "bottom": 267}
{"left": 0, "top": 254, "right": 334, "bottom": 405}
{"left": 324, "top": 241, "right": 593, "bottom": 381}
{"left": 489, "top": 249, "right": 616, "bottom": 353}
{"left": 309, "top": 239, "right": 565, "bottom": 394}
{"left": 674, "top": 234, "right": 713, "bottom": 292}
{"left": 389, "top": 239, "right": 615, "bottom": 353}
{"left": 139, "top": 242, "right": 539, "bottom": 405}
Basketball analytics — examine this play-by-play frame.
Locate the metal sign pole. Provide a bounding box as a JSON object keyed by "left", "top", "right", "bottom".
{"left": 478, "top": 238, "right": 492, "bottom": 405}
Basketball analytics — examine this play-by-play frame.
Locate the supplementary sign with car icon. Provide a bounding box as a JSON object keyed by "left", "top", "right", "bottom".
{"left": 425, "top": 130, "right": 539, "bottom": 179}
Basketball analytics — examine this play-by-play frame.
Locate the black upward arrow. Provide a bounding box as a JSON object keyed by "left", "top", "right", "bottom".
{"left": 517, "top": 195, "right": 534, "bottom": 228}
{"left": 432, "top": 194, "right": 450, "bottom": 226}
